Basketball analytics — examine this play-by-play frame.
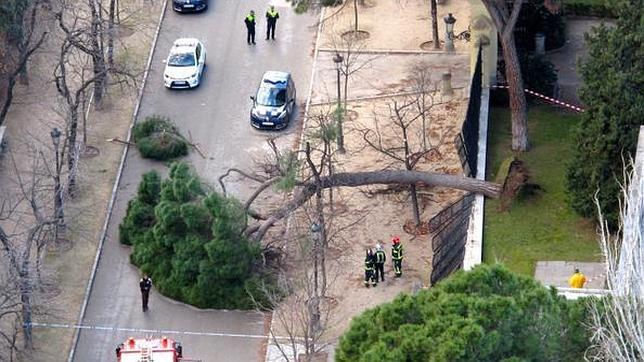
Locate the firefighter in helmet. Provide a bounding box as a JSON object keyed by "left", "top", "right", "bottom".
{"left": 391, "top": 236, "right": 403, "bottom": 277}
{"left": 374, "top": 242, "right": 386, "bottom": 282}
{"left": 364, "top": 249, "right": 377, "bottom": 287}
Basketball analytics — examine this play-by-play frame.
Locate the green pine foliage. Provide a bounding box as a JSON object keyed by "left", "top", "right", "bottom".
{"left": 566, "top": 1, "right": 643, "bottom": 229}
{"left": 336, "top": 264, "right": 591, "bottom": 362}
{"left": 132, "top": 115, "right": 189, "bottom": 161}
{"left": 119, "top": 171, "right": 161, "bottom": 245}
{"left": 123, "top": 162, "right": 271, "bottom": 309}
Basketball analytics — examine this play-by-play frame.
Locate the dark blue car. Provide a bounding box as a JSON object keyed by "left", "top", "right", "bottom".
{"left": 250, "top": 71, "right": 297, "bottom": 130}
{"left": 172, "top": 0, "right": 207, "bottom": 12}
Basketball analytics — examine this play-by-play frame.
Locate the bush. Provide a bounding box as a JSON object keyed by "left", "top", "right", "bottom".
{"left": 566, "top": 1, "right": 643, "bottom": 229}
{"left": 563, "top": 2, "right": 617, "bottom": 18}
{"left": 132, "top": 115, "right": 188, "bottom": 160}
{"left": 493, "top": 53, "right": 558, "bottom": 106}
{"left": 514, "top": 0, "right": 567, "bottom": 51}
{"left": 336, "top": 264, "right": 592, "bottom": 362}
{"left": 125, "top": 162, "right": 273, "bottom": 309}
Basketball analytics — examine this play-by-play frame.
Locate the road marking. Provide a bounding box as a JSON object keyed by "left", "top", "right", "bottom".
{"left": 30, "top": 322, "right": 298, "bottom": 341}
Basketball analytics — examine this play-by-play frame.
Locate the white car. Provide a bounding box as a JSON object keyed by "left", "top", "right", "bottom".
{"left": 163, "top": 38, "right": 206, "bottom": 89}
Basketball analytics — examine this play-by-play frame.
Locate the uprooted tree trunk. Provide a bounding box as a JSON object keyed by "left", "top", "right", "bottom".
{"left": 481, "top": 0, "right": 529, "bottom": 151}
{"left": 243, "top": 169, "right": 500, "bottom": 242}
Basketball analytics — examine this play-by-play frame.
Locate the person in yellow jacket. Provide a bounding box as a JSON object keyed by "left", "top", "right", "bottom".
{"left": 568, "top": 268, "right": 587, "bottom": 288}
{"left": 265, "top": 5, "right": 279, "bottom": 40}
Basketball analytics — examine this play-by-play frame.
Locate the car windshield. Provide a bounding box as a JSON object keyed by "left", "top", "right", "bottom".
{"left": 256, "top": 86, "right": 286, "bottom": 107}
{"left": 168, "top": 52, "right": 195, "bottom": 67}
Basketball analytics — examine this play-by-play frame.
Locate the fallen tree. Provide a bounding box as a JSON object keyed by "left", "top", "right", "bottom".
{"left": 222, "top": 163, "right": 501, "bottom": 242}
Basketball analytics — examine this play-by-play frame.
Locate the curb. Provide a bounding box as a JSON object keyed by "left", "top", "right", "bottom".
{"left": 317, "top": 47, "right": 469, "bottom": 56}
{"left": 309, "top": 87, "right": 466, "bottom": 107}
{"left": 66, "top": 0, "right": 169, "bottom": 360}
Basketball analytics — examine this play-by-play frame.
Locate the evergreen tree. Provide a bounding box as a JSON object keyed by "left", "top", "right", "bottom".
{"left": 566, "top": 0, "right": 643, "bottom": 228}
{"left": 125, "top": 162, "right": 269, "bottom": 309}
{"left": 119, "top": 171, "right": 161, "bottom": 245}
{"left": 336, "top": 264, "right": 591, "bottom": 362}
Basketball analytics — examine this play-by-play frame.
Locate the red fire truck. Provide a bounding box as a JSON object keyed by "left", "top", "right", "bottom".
{"left": 115, "top": 336, "right": 199, "bottom": 362}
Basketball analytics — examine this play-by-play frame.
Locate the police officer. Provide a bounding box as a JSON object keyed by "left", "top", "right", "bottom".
{"left": 374, "top": 243, "right": 386, "bottom": 282}
{"left": 265, "top": 5, "right": 279, "bottom": 40}
{"left": 139, "top": 275, "right": 152, "bottom": 311}
{"left": 244, "top": 10, "right": 256, "bottom": 45}
{"left": 364, "top": 249, "right": 377, "bottom": 287}
{"left": 391, "top": 236, "right": 403, "bottom": 277}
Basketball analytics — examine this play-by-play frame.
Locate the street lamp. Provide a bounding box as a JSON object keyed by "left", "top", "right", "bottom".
{"left": 332, "top": 53, "right": 345, "bottom": 153}
{"left": 444, "top": 13, "right": 457, "bottom": 52}
{"left": 50, "top": 127, "right": 65, "bottom": 242}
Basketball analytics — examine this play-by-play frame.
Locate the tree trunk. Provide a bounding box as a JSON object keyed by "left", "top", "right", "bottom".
{"left": 67, "top": 108, "right": 79, "bottom": 191}
{"left": 410, "top": 183, "right": 421, "bottom": 225}
{"left": 501, "top": 34, "right": 529, "bottom": 151}
{"left": 430, "top": 0, "right": 440, "bottom": 49}
{"left": 19, "top": 273, "right": 32, "bottom": 349}
{"left": 353, "top": 0, "right": 358, "bottom": 32}
{"left": 107, "top": 0, "right": 116, "bottom": 67}
{"left": 89, "top": 0, "right": 106, "bottom": 106}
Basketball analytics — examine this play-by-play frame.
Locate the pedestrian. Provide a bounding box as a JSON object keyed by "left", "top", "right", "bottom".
{"left": 139, "top": 275, "right": 153, "bottom": 311}
{"left": 374, "top": 242, "right": 386, "bottom": 282}
{"left": 568, "top": 268, "right": 587, "bottom": 289}
{"left": 391, "top": 236, "right": 403, "bottom": 277}
{"left": 265, "top": 5, "right": 279, "bottom": 40}
{"left": 364, "top": 249, "right": 377, "bottom": 287}
{"left": 244, "top": 10, "right": 256, "bottom": 45}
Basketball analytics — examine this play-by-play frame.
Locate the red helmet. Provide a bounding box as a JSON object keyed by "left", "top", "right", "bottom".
{"left": 392, "top": 236, "right": 400, "bottom": 244}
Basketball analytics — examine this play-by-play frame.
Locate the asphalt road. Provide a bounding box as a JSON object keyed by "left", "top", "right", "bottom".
{"left": 72, "top": 1, "right": 316, "bottom": 361}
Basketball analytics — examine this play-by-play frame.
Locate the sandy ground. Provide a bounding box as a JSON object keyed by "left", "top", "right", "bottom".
{"left": 269, "top": 0, "right": 472, "bottom": 348}
{"left": 0, "top": 1, "right": 164, "bottom": 360}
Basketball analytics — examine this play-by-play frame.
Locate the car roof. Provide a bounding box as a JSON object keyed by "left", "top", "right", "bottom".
{"left": 261, "top": 71, "right": 290, "bottom": 88}
{"left": 171, "top": 38, "right": 200, "bottom": 53}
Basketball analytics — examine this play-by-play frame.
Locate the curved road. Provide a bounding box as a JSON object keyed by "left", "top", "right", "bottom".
{"left": 73, "top": 1, "right": 315, "bottom": 361}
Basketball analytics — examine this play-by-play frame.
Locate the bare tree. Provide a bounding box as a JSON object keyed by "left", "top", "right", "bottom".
{"left": 0, "top": 0, "right": 48, "bottom": 126}
{"left": 408, "top": 62, "right": 436, "bottom": 151}
{"left": 56, "top": 0, "right": 109, "bottom": 107}
{"left": 0, "top": 271, "right": 21, "bottom": 361}
{"left": 0, "top": 153, "right": 59, "bottom": 350}
{"left": 328, "top": 30, "right": 375, "bottom": 153}
{"left": 588, "top": 163, "right": 644, "bottom": 361}
{"left": 481, "top": 0, "right": 529, "bottom": 151}
{"left": 359, "top": 91, "right": 442, "bottom": 226}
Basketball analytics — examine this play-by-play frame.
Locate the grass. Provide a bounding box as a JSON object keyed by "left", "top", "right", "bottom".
{"left": 482, "top": 106, "right": 601, "bottom": 277}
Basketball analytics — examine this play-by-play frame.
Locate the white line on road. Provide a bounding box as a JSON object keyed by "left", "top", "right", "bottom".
{"left": 31, "top": 322, "right": 297, "bottom": 341}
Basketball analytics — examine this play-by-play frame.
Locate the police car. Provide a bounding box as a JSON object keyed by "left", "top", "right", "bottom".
{"left": 250, "top": 71, "right": 296, "bottom": 130}
{"left": 172, "top": 0, "right": 207, "bottom": 12}
{"left": 163, "top": 38, "right": 206, "bottom": 89}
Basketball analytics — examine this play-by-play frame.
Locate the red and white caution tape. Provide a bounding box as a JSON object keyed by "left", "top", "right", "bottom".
{"left": 492, "top": 84, "right": 585, "bottom": 113}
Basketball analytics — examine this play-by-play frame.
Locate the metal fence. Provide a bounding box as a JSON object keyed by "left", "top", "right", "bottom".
{"left": 430, "top": 193, "right": 475, "bottom": 285}
{"left": 456, "top": 46, "right": 483, "bottom": 177}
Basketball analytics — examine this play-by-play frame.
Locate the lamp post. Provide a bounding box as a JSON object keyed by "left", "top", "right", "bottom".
{"left": 332, "top": 53, "right": 345, "bottom": 153}
{"left": 51, "top": 127, "right": 65, "bottom": 242}
{"left": 444, "top": 13, "right": 456, "bottom": 52}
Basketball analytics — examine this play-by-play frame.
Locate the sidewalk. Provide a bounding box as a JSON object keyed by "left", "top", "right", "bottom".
{"left": 268, "top": 1, "right": 476, "bottom": 355}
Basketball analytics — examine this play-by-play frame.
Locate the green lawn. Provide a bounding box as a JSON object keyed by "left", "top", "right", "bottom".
{"left": 482, "top": 106, "right": 601, "bottom": 277}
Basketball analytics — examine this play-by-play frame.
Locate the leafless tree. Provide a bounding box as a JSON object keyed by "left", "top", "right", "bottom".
{"left": 0, "top": 0, "right": 48, "bottom": 126}
{"left": 588, "top": 162, "right": 644, "bottom": 361}
{"left": 0, "top": 153, "right": 59, "bottom": 350}
{"left": 481, "top": 0, "right": 529, "bottom": 151}
{"left": 0, "top": 271, "right": 21, "bottom": 361}
{"left": 56, "top": 0, "right": 109, "bottom": 107}
{"left": 408, "top": 62, "right": 436, "bottom": 151}
{"left": 328, "top": 30, "right": 375, "bottom": 153}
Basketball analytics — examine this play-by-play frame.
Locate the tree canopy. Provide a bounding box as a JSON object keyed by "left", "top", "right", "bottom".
{"left": 566, "top": 0, "right": 643, "bottom": 229}
{"left": 121, "top": 162, "right": 271, "bottom": 309}
{"left": 336, "top": 264, "right": 590, "bottom": 362}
